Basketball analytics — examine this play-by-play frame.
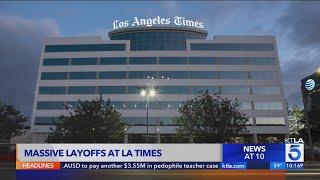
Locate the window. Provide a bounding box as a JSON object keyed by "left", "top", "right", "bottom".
{"left": 254, "top": 102, "right": 283, "bottom": 110}
{"left": 250, "top": 72, "right": 277, "bottom": 80}
{"left": 127, "top": 86, "right": 140, "bottom": 94}
{"left": 129, "top": 57, "right": 157, "bottom": 64}
{"left": 43, "top": 58, "right": 69, "bottom": 66}
{"left": 189, "top": 57, "right": 216, "bottom": 64}
{"left": 159, "top": 117, "right": 174, "bottom": 125}
{"left": 39, "top": 86, "right": 66, "bottom": 94}
{"left": 221, "top": 86, "right": 250, "bottom": 94}
{"left": 71, "top": 58, "right": 97, "bottom": 65}
{"left": 37, "top": 101, "right": 65, "bottom": 110}
{"left": 123, "top": 117, "right": 157, "bottom": 125}
{"left": 41, "top": 72, "right": 68, "bottom": 80}
{"left": 159, "top": 57, "right": 187, "bottom": 64}
{"left": 98, "top": 86, "right": 126, "bottom": 94}
{"left": 126, "top": 101, "right": 145, "bottom": 110}
{"left": 219, "top": 57, "right": 248, "bottom": 65}
{"left": 158, "top": 71, "right": 188, "bottom": 79}
{"left": 110, "top": 101, "right": 126, "bottom": 110}
{"left": 128, "top": 71, "right": 158, "bottom": 79}
{"left": 69, "top": 72, "right": 96, "bottom": 79}
{"left": 189, "top": 71, "right": 218, "bottom": 79}
{"left": 100, "top": 57, "right": 127, "bottom": 65}
{"left": 66, "top": 101, "right": 80, "bottom": 109}
{"left": 255, "top": 117, "right": 285, "bottom": 125}
{"left": 239, "top": 102, "right": 252, "bottom": 110}
{"left": 190, "top": 43, "right": 274, "bottom": 51}
{"left": 34, "top": 117, "right": 62, "bottom": 125}
{"left": 250, "top": 57, "right": 276, "bottom": 65}
{"left": 219, "top": 71, "right": 248, "bottom": 79}
{"left": 251, "top": 87, "right": 281, "bottom": 94}
{"left": 191, "top": 86, "right": 219, "bottom": 94}
{"left": 160, "top": 86, "right": 190, "bottom": 94}
{"left": 99, "top": 72, "right": 126, "bottom": 79}
{"left": 68, "top": 86, "right": 96, "bottom": 94}
{"left": 45, "top": 44, "right": 126, "bottom": 52}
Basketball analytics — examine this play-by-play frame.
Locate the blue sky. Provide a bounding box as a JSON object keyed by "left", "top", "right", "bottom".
{"left": 0, "top": 1, "right": 319, "bottom": 117}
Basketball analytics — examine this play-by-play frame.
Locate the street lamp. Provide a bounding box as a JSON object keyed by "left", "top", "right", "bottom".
{"left": 139, "top": 87, "right": 157, "bottom": 143}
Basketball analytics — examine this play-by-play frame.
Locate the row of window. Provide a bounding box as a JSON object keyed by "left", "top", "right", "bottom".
{"left": 43, "top": 57, "right": 277, "bottom": 66}
{"left": 190, "top": 43, "right": 274, "bottom": 51}
{"left": 34, "top": 116, "right": 285, "bottom": 126}
{"left": 38, "top": 86, "right": 281, "bottom": 95}
{"left": 44, "top": 43, "right": 274, "bottom": 52}
{"left": 41, "top": 71, "right": 277, "bottom": 80}
{"left": 36, "top": 100, "right": 283, "bottom": 111}
{"left": 45, "top": 44, "right": 126, "bottom": 52}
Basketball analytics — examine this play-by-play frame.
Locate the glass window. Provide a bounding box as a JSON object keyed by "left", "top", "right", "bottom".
{"left": 123, "top": 117, "right": 157, "bottom": 125}
{"left": 190, "top": 43, "right": 274, "bottom": 51}
{"left": 128, "top": 71, "right": 158, "bottom": 79}
{"left": 45, "top": 44, "right": 126, "bottom": 52}
{"left": 154, "top": 101, "right": 183, "bottom": 110}
{"left": 250, "top": 57, "right": 276, "bottom": 65}
{"left": 160, "top": 86, "right": 190, "bottom": 94}
{"left": 159, "top": 57, "right": 187, "bottom": 64}
{"left": 41, "top": 72, "right": 68, "bottom": 80}
{"left": 239, "top": 102, "right": 252, "bottom": 110}
{"left": 71, "top": 58, "right": 97, "bottom": 65}
{"left": 127, "top": 86, "right": 140, "bottom": 94}
{"left": 66, "top": 101, "right": 80, "bottom": 109}
{"left": 251, "top": 87, "right": 281, "bottom": 94}
{"left": 98, "top": 86, "right": 126, "bottom": 94}
{"left": 99, "top": 72, "right": 126, "bottom": 79}
{"left": 189, "top": 71, "right": 218, "bottom": 79}
{"left": 39, "top": 86, "right": 66, "bottom": 94}
{"left": 129, "top": 57, "right": 157, "bottom": 64}
{"left": 250, "top": 72, "right": 277, "bottom": 80}
{"left": 254, "top": 102, "right": 283, "bottom": 110}
{"left": 126, "top": 101, "right": 145, "bottom": 110}
{"left": 158, "top": 71, "right": 188, "bottom": 79}
{"left": 219, "top": 71, "right": 248, "bottom": 79}
{"left": 70, "top": 72, "right": 96, "bottom": 79}
{"left": 219, "top": 57, "right": 248, "bottom": 65}
{"left": 43, "top": 58, "right": 69, "bottom": 66}
{"left": 221, "top": 86, "right": 250, "bottom": 94}
{"left": 110, "top": 101, "right": 126, "bottom": 110}
{"left": 255, "top": 117, "right": 285, "bottom": 125}
{"left": 34, "top": 117, "right": 62, "bottom": 125}
{"left": 189, "top": 57, "right": 216, "bottom": 64}
{"left": 159, "top": 117, "right": 175, "bottom": 125}
{"left": 37, "top": 101, "right": 65, "bottom": 110}
{"left": 191, "top": 86, "right": 219, "bottom": 94}
{"left": 68, "top": 86, "right": 96, "bottom": 94}
{"left": 100, "top": 57, "right": 127, "bottom": 65}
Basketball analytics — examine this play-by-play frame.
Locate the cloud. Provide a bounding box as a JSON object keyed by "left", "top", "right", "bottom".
{"left": 278, "top": 2, "right": 320, "bottom": 47}
{"left": 0, "top": 15, "right": 59, "bottom": 118}
{"left": 275, "top": 2, "right": 320, "bottom": 107}
{"left": 281, "top": 48, "right": 320, "bottom": 106}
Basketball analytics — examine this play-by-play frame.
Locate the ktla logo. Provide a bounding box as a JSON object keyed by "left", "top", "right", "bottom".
{"left": 285, "top": 138, "right": 304, "bottom": 162}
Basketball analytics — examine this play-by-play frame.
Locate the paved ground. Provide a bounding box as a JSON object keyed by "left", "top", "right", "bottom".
{"left": 1, "top": 162, "right": 320, "bottom": 180}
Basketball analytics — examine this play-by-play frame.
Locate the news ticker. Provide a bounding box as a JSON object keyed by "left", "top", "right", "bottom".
{"left": 16, "top": 138, "right": 304, "bottom": 171}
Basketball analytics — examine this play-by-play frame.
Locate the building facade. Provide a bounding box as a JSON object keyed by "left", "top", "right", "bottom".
{"left": 31, "top": 27, "right": 289, "bottom": 143}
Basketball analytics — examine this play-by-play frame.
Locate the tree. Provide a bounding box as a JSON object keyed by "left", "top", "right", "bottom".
{"left": 173, "top": 91, "right": 249, "bottom": 143}
{"left": 0, "top": 102, "right": 27, "bottom": 142}
{"left": 287, "top": 105, "right": 305, "bottom": 138}
{"left": 47, "top": 97, "right": 126, "bottom": 143}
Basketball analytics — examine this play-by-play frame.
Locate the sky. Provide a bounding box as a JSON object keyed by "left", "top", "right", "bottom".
{"left": 0, "top": 1, "right": 320, "bottom": 118}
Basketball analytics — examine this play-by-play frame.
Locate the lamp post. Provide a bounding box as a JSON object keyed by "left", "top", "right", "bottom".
{"left": 140, "top": 87, "right": 157, "bottom": 143}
